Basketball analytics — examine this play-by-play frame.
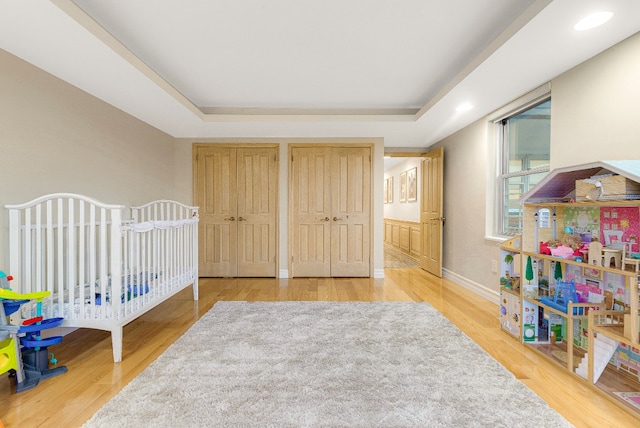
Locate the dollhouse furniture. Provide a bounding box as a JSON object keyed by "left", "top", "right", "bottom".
{"left": 603, "top": 230, "right": 625, "bottom": 247}
{"left": 622, "top": 245, "right": 640, "bottom": 274}
{"left": 588, "top": 237, "right": 623, "bottom": 269}
{"left": 602, "top": 247, "right": 622, "bottom": 269}
{"left": 587, "top": 241, "right": 603, "bottom": 266}
{"left": 505, "top": 160, "right": 640, "bottom": 419}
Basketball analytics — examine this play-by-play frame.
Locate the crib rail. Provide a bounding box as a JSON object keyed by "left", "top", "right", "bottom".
{"left": 126, "top": 200, "right": 199, "bottom": 303}
{"left": 6, "top": 193, "right": 124, "bottom": 321}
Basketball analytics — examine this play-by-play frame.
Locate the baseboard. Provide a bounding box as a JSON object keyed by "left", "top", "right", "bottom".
{"left": 443, "top": 268, "right": 499, "bottom": 305}
{"left": 279, "top": 269, "right": 289, "bottom": 279}
{"left": 374, "top": 269, "right": 385, "bottom": 279}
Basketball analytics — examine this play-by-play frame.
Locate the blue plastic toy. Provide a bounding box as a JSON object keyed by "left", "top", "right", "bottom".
{"left": 0, "top": 272, "right": 68, "bottom": 393}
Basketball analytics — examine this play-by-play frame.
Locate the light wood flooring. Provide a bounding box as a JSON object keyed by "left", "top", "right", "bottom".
{"left": 1, "top": 268, "right": 639, "bottom": 427}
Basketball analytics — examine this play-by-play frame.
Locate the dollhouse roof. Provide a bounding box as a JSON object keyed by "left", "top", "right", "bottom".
{"left": 521, "top": 160, "right": 640, "bottom": 203}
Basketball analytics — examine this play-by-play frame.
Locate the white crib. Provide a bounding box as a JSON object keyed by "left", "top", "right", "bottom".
{"left": 5, "top": 193, "right": 199, "bottom": 362}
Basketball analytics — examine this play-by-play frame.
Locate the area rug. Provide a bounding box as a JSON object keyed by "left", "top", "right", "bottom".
{"left": 83, "top": 302, "right": 571, "bottom": 427}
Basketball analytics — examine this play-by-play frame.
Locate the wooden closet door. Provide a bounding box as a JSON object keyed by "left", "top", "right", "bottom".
{"left": 196, "top": 146, "right": 237, "bottom": 277}
{"left": 290, "top": 147, "right": 332, "bottom": 277}
{"left": 236, "top": 147, "right": 277, "bottom": 277}
{"left": 330, "top": 147, "right": 371, "bottom": 277}
{"left": 290, "top": 145, "right": 371, "bottom": 277}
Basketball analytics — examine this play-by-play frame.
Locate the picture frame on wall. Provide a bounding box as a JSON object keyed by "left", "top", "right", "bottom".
{"left": 407, "top": 167, "right": 417, "bottom": 202}
{"left": 400, "top": 172, "right": 407, "bottom": 202}
{"left": 387, "top": 176, "right": 393, "bottom": 203}
{"left": 383, "top": 178, "right": 388, "bottom": 203}
{"left": 583, "top": 266, "right": 603, "bottom": 280}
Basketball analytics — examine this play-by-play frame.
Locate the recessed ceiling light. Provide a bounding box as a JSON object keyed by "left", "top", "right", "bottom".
{"left": 455, "top": 103, "right": 473, "bottom": 112}
{"left": 574, "top": 11, "right": 613, "bottom": 31}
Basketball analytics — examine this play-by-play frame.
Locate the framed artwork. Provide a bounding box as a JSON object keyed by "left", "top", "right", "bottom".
{"left": 400, "top": 172, "right": 407, "bottom": 202}
{"left": 387, "top": 176, "right": 393, "bottom": 203}
{"left": 583, "top": 266, "right": 603, "bottom": 280}
{"left": 383, "top": 178, "right": 388, "bottom": 203}
{"left": 407, "top": 167, "right": 417, "bottom": 202}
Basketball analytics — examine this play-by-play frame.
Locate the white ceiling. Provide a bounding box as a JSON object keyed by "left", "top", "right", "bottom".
{"left": 1, "top": 0, "right": 639, "bottom": 148}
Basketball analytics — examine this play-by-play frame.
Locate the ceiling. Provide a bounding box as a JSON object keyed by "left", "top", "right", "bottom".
{"left": 1, "top": 0, "right": 639, "bottom": 148}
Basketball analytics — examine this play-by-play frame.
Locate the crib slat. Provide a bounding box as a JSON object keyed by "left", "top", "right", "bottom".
{"left": 89, "top": 204, "right": 97, "bottom": 319}
{"left": 110, "top": 207, "right": 122, "bottom": 321}
{"left": 46, "top": 200, "right": 54, "bottom": 315}
{"left": 35, "top": 204, "right": 42, "bottom": 296}
{"left": 24, "top": 207, "right": 32, "bottom": 294}
{"left": 78, "top": 201, "right": 86, "bottom": 311}
{"left": 57, "top": 198, "right": 65, "bottom": 314}
{"left": 68, "top": 198, "right": 75, "bottom": 319}
{"left": 8, "top": 209, "right": 20, "bottom": 294}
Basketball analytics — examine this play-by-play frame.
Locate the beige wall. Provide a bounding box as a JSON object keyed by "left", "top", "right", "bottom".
{"left": 0, "top": 49, "right": 179, "bottom": 266}
{"left": 433, "top": 31, "right": 640, "bottom": 302}
{"left": 551, "top": 32, "right": 640, "bottom": 167}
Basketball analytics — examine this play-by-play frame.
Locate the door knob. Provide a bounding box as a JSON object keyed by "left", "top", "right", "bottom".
{"left": 333, "top": 217, "right": 343, "bottom": 221}
{"left": 224, "top": 216, "right": 236, "bottom": 221}
{"left": 324, "top": 217, "right": 330, "bottom": 222}
{"left": 238, "top": 216, "right": 246, "bottom": 221}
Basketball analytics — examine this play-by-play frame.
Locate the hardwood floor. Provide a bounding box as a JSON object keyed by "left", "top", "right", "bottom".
{"left": 1, "top": 269, "right": 639, "bottom": 427}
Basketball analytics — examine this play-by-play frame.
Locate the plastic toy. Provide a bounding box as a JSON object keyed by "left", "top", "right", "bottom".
{"left": 0, "top": 272, "right": 68, "bottom": 392}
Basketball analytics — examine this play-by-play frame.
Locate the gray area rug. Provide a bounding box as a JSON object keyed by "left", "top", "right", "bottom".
{"left": 83, "top": 301, "right": 571, "bottom": 427}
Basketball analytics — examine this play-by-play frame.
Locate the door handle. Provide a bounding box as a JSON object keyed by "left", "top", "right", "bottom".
{"left": 224, "top": 216, "right": 236, "bottom": 221}
{"left": 238, "top": 216, "right": 246, "bottom": 222}
{"left": 430, "top": 217, "right": 446, "bottom": 223}
{"left": 333, "top": 217, "right": 343, "bottom": 222}
{"left": 322, "top": 217, "right": 330, "bottom": 222}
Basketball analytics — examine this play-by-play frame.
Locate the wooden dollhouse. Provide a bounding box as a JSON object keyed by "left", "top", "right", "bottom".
{"left": 500, "top": 160, "right": 640, "bottom": 417}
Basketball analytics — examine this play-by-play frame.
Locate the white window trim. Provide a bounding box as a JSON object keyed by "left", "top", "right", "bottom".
{"left": 485, "top": 83, "right": 551, "bottom": 242}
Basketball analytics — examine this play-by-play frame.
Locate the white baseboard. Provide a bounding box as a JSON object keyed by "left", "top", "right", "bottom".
{"left": 279, "top": 269, "right": 289, "bottom": 279}
{"left": 443, "top": 268, "right": 499, "bottom": 305}
{"left": 373, "top": 269, "right": 385, "bottom": 279}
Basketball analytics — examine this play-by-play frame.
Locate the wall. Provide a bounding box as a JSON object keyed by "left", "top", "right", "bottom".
{"left": 431, "top": 119, "right": 495, "bottom": 299}
{"left": 432, "top": 31, "right": 640, "bottom": 302}
{"left": 551, "top": 32, "right": 640, "bottom": 167}
{"left": 383, "top": 158, "right": 421, "bottom": 222}
{"left": 0, "top": 49, "right": 179, "bottom": 266}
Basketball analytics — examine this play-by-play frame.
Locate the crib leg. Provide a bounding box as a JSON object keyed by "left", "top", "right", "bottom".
{"left": 111, "top": 326, "right": 123, "bottom": 363}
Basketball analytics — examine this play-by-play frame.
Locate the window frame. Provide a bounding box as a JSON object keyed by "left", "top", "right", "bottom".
{"left": 488, "top": 85, "right": 551, "bottom": 238}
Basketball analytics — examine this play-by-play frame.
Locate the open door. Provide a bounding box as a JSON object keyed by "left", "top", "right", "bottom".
{"left": 420, "top": 147, "right": 444, "bottom": 277}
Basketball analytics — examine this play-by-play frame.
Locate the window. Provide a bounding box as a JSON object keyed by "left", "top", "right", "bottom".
{"left": 497, "top": 98, "right": 551, "bottom": 236}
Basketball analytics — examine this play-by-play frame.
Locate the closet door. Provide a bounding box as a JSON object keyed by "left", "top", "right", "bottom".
{"left": 236, "top": 147, "right": 277, "bottom": 277}
{"left": 196, "top": 146, "right": 237, "bottom": 277}
{"left": 195, "top": 145, "right": 278, "bottom": 277}
{"left": 290, "top": 147, "right": 332, "bottom": 277}
{"left": 330, "top": 147, "right": 371, "bottom": 277}
{"left": 290, "top": 145, "right": 371, "bottom": 277}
